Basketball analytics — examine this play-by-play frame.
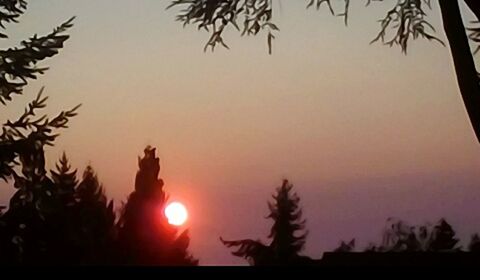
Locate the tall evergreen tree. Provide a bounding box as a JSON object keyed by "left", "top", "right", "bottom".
{"left": 116, "top": 146, "right": 197, "bottom": 266}
{"left": 221, "top": 179, "right": 313, "bottom": 265}
{"left": 0, "top": 1, "right": 77, "bottom": 181}
{"left": 47, "top": 152, "right": 79, "bottom": 263}
{"left": 0, "top": 1, "right": 77, "bottom": 264}
{"left": 0, "top": 135, "right": 58, "bottom": 264}
{"left": 51, "top": 152, "right": 77, "bottom": 208}
{"left": 75, "top": 166, "right": 116, "bottom": 264}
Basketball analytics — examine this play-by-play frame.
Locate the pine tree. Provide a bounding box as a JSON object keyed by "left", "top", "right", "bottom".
{"left": 0, "top": 138, "right": 57, "bottom": 264}
{"left": 222, "top": 179, "right": 313, "bottom": 265}
{"left": 51, "top": 152, "right": 78, "bottom": 208}
{"left": 116, "top": 146, "right": 197, "bottom": 265}
{"left": 75, "top": 166, "right": 116, "bottom": 264}
{"left": 428, "top": 219, "right": 460, "bottom": 252}
{"left": 0, "top": 2, "right": 78, "bottom": 181}
{"left": 47, "top": 152, "right": 79, "bottom": 263}
{"left": 0, "top": 1, "right": 77, "bottom": 264}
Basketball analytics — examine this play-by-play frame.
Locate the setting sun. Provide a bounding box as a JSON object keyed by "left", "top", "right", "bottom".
{"left": 165, "top": 202, "right": 188, "bottom": 226}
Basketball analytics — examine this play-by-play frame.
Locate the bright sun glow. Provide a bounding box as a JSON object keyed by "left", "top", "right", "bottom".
{"left": 165, "top": 202, "right": 188, "bottom": 226}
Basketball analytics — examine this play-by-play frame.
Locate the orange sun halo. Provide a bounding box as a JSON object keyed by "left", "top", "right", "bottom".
{"left": 165, "top": 202, "right": 188, "bottom": 226}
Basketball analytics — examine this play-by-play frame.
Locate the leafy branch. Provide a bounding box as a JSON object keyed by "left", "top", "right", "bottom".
{"left": 0, "top": 87, "right": 81, "bottom": 181}
{"left": 468, "top": 21, "right": 480, "bottom": 55}
{"left": 369, "top": 0, "right": 443, "bottom": 54}
{"left": 0, "top": 16, "right": 75, "bottom": 104}
{"left": 168, "top": 0, "right": 279, "bottom": 54}
{"left": 0, "top": 0, "right": 27, "bottom": 38}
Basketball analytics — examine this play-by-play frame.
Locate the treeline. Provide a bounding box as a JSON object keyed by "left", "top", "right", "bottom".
{"left": 1, "top": 146, "right": 480, "bottom": 265}
{"left": 0, "top": 147, "right": 197, "bottom": 265}
{"left": 220, "top": 180, "right": 480, "bottom": 266}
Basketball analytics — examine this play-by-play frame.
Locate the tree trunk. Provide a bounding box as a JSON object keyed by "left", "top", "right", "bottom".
{"left": 439, "top": 0, "right": 480, "bottom": 143}
{"left": 464, "top": 0, "right": 480, "bottom": 21}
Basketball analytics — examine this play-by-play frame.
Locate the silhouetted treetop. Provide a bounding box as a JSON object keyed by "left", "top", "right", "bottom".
{"left": 334, "top": 239, "right": 355, "bottom": 252}
{"left": 116, "top": 147, "right": 197, "bottom": 266}
{"left": 77, "top": 166, "right": 109, "bottom": 206}
{"left": 268, "top": 179, "right": 307, "bottom": 258}
{"left": 429, "top": 219, "right": 460, "bottom": 251}
{"left": 51, "top": 152, "right": 77, "bottom": 207}
{"left": 222, "top": 179, "right": 311, "bottom": 265}
{"left": 135, "top": 146, "right": 165, "bottom": 197}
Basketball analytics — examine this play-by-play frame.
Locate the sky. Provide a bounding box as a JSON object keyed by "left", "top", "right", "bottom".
{"left": 2, "top": 0, "right": 480, "bottom": 265}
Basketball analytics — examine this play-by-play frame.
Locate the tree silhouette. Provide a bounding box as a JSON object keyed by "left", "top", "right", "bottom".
{"left": 221, "top": 179, "right": 314, "bottom": 265}
{"left": 468, "top": 234, "right": 480, "bottom": 252}
{"left": 169, "top": 0, "right": 480, "bottom": 143}
{"left": 366, "top": 218, "right": 461, "bottom": 252}
{"left": 47, "top": 153, "right": 79, "bottom": 264}
{"left": 0, "top": 1, "right": 79, "bottom": 265}
{"left": 51, "top": 152, "right": 77, "bottom": 208}
{"left": 334, "top": 239, "right": 355, "bottom": 252}
{"left": 0, "top": 133, "right": 58, "bottom": 264}
{"left": 116, "top": 146, "right": 197, "bottom": 266}
{"left": 0, "top": 152, "right": 116, "bottom": 264}
{"left": 74, "top": 166, "right": 116, "bottom": 264}
{"left": 428, "top": 219, "right": 461, "bottom": 251}
{"left": 0, "top": 1, "right": 78, "bottom": 182}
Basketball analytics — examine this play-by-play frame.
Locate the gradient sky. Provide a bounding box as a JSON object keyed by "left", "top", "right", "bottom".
{"left": 2, "top": 0, "right": 480, "bottom": 265}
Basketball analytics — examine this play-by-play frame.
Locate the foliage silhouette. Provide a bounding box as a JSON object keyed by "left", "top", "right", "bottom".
{"left": 333, "top": 239, "right": 355, "bottom": 252}
{"left": 0, "top": 1, "right": 81, "bottom": 264}
{"left": 74, "top": 166, "right": 116, "bottom": 264}
{"left": 0, "top": 151, "right": 116, "bottom": 265}
{"left": 0, "top": 0, "right": 78, "bottom": 182}
{"left": 116, "top": 146, "right": 198, "bottom": 266}
{"left": 469, "top": 233, "right": 480, "bottom": 252}
{"left": 333, "top": 218, "right": 464, "bottom": 253}
{"left": 168, "top": 0, "right": 480, "bottom": 144}
{"left": 221, "top": 179, "right": 315, "bottom": 265}
{"left": 323, "top": 218, "right": 480, "bottom": 266}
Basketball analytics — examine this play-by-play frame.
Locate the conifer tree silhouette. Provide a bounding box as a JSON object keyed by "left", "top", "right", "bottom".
{"left": 48, "top": 153, "right": 79, "bottom": 263}
{"left": 0, "top": 1, "right": 78, "bottom": 264}
{"left": 0, "top": 1, "right": 78, "bottom": 181}
{"left": 74, "top": 166, "right": 116, "bottom": 264}
{"left": 0, "top": 135, "right": 58, "bottom": 264}
{"left": 116, "top": 146, "right": 197, "bottom": 266}
{"left": 428, "top": 219, "right": 461, "bottom": 252}
{"left": 221, "top": 179, "right": 314, "bottom": 265}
